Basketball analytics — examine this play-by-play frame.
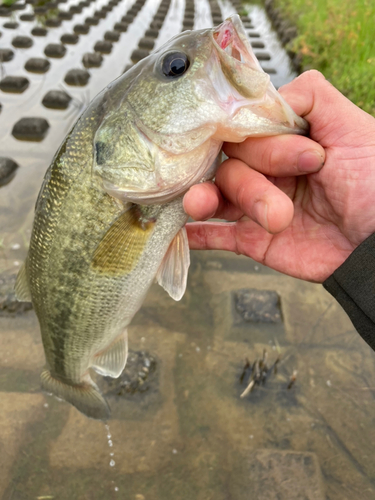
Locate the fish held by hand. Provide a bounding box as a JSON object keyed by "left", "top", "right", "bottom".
{"left": 15, "top": 15, "right": 307, "bottom": 420}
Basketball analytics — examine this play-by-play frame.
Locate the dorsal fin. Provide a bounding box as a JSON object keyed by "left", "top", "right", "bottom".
{"left": 156, "top": 227, "right": 190, "bottom": 301}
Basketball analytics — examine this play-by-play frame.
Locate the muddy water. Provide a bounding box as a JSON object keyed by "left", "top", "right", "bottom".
{"left": 1, "top": 1, "right": 375, "bottom": 499}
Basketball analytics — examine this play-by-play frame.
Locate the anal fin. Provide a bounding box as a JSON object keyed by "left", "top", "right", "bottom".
{"left": 92, "top": 330, "right": 128, "bottom": 378}
{"left": 15, "top": 262, "right": 32, "bottom": 302}
{"left": 156, "top": 226, "right": 190, "bottom": 301}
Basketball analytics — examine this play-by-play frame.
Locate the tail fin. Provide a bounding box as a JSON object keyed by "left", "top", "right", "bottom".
{"left": 41, "top": 369, "right": 110, "bottom": 420}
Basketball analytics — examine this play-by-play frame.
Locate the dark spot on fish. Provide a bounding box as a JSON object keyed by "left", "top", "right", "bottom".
{"left": 95, "top": 141, "right": 109, "bottom": 165}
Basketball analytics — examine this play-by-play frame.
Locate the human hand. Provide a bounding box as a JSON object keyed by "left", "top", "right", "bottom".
{"left": 184, "top": 70, "right": 375, "bottom": 282}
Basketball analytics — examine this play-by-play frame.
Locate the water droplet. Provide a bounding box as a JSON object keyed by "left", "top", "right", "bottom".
{"left": 110, "top": 459, "right": 115, "bottom": 467}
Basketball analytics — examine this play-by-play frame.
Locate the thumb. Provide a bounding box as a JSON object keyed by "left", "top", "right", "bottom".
{"left": 278, "top": 70, "right": 374, "bottom": 147}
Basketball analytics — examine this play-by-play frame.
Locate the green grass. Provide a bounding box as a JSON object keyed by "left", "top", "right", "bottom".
{"left": 273, "top": 0, "right": 375, "bottom": 116}
{"left": 1, "top": 0, "right": 19, "bottom": 6}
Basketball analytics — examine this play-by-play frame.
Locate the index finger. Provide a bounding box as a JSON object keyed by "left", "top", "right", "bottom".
{"left": 223, "top": 134, "right": 325, "bottom": 178}
{"left": 278, "top": 70, "right": 373, "bottom": 147}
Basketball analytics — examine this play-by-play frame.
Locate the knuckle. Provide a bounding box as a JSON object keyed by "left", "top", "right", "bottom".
{"left": 236, "top": 182, "right": 250, "bottom": 213}
{"left": 260, "top": 141, "right": 289, "bottom": 176}
{"left": 196, "top": 224, "right": 209, "bottom": 249}
{"left": 264, "top": 146, "right": 277, "bottom": 175}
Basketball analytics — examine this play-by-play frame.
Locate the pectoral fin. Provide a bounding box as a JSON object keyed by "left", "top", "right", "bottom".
{"left": 92, "top": 331, "right": 128, "bottom": 378}
{"left": 15, "top": 262, "right": 31, "bottom": 302}
{"left": 156, "top": 227, "right": 190, "bottom": 301}
{"left": 92, "top": 205, "right": 155, "bottom": 276}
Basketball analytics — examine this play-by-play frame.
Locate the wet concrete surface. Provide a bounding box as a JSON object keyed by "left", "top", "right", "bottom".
{"left": 1, "top": 0, "right": 375, "bottom": 499}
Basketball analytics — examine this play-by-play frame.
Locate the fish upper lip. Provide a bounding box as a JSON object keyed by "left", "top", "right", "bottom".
{"left": 212, "top": 18, "right": 250, "bottom": 65}
{"left": 209, "top": 17, "right": 269, "bottom": 115}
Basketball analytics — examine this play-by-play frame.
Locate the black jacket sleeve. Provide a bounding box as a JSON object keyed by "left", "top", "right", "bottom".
{"left": 323, "top": 233, "right": 375, "bottom": 351}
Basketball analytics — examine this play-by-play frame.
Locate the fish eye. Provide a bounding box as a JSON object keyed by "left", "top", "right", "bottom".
{"left": 161, "top": 52, "right": 190, "bottom": 78}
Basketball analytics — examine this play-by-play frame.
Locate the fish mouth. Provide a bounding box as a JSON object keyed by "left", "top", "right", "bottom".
{"left": 210, "top": 15, "right": 309, "bottom": 136}
{"left": 212, "top": 16, "right": 261, "bottom": 72}
{"left": 213, "top": 21, "right": 244, "bottom": 61}
{"left": 210, "top": 16, "right": 272, "bottom": 106}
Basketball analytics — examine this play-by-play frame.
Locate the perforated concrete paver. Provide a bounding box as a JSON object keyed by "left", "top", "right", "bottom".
{"left": 0, "top": 393, "right": 46, "bottom": 499}
{"left": 2, "top": 2, "right": 370, "bottom": 499}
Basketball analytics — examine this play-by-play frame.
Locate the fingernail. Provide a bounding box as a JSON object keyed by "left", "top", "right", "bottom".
{"left": 297, "top": 150, "right": 325, "bottom": 172}
{"left": 253, "top": 200, "right": 269, "bottom": 231}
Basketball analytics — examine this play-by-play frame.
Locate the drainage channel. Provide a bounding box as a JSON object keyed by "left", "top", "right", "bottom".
{"left": 0, "top": 0, "right": 296, "bottom": 275}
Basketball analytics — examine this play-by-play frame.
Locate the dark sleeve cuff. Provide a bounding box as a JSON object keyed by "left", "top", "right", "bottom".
{"left": 323, "top": 233, "right": 375, "bottom": 351}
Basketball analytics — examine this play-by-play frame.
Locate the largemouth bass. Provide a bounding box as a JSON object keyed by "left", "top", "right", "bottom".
{"left": 15, "top": 16, "right": 308, "bottom": 420}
